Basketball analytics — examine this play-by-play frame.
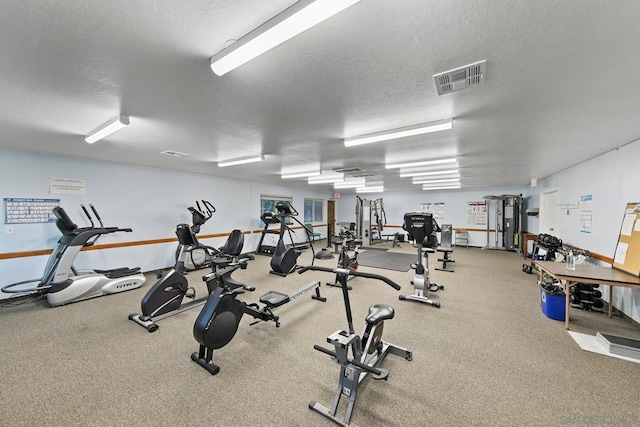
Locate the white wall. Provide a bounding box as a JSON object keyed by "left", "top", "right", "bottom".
{"left": 528, "top": 138, "right": 640, "bottom": 322}
{"left": 0, "top": 148, "right": 330, "bottom": 299}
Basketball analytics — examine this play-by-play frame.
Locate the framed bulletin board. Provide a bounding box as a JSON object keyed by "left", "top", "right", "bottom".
{"left": 612, "top": 202, "right": 640, "bottom": 277}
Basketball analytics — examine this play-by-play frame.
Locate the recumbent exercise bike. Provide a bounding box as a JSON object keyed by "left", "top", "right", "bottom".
{"left": 129, "top": 227, "right": 253, "bottom": 332}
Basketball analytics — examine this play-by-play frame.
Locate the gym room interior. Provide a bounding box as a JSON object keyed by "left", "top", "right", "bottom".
{"left": 1, "top": 1, "right": 640, "bottom": 426}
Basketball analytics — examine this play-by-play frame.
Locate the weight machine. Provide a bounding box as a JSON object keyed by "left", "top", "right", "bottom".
{"left": 354, "top": 196, "right": 387, "bottom": 247}
{"left": 482, "top": 194, "right": 523, "bottom": 252}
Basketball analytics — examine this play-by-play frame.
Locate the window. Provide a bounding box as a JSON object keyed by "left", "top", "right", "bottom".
{"left": 260, "top": 194, "right": 293, "bottom": 226}
{"left": 304, "top": 198, "right": 324, "bottom": 223}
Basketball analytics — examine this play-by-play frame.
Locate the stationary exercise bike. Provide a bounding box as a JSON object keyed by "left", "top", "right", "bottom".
{"left": 2, "top": 205, "right": 145, "bottom": 306}
{"left": 298, "top": 265, "right": 412, "bottom": 427}
{"left": 269, "top": 201, "right": 315, "bottom": 277}
{"left": 190, "top": 261, "right": 326, "bottom": 375}
{"left": 399, "top": 212, "right": 444, "bottom": 308}
{"left": 129, "top": 227, "right": 252, "bottom": 332}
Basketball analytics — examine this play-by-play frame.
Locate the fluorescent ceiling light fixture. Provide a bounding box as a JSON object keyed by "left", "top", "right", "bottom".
{"left": 281, "top": 171, "right": 321, "bottom": 179}
{"left": 357, "top": 186, "right": 384, "bottom": 193}
{"left": 334, "top": 178, "right": 366, "bottom": 189}
{"left": 412, "top": 178, "right": 461, "bottom": 184}
{"left": 210, "top": 0, "right": 361, "bottom": 76}
{"left": 84, "top": 115, "right": 130, "bottom": 144}
{"left": 422, "top": 185, "right": 461, "bottom": 191}
{"left": 218, "top": 155, "right": 265, "bottom": 167}
{"left": 344, "top": 119, "right": 452, "bottom": 147}
{"left": 308, "top": 177, "right": 344, "bottom": 184}
{"left": 399, "top": 169, "right": 459, "bottom": 178}
{"left": 386, "top": 157, "right": 457, "bottom": 169}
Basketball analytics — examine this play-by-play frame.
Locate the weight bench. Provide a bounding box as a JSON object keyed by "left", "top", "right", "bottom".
{"left": 436, "top": 224, "right": 454, "bottom": 273}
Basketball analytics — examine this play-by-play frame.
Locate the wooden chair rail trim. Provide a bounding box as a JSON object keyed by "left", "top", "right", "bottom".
{"left": 0, "top": 230, "right": 252, "bottom": 260}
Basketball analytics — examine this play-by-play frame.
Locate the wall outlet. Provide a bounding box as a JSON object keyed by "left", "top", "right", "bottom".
{"left": 5, "top": 225, "right": 14, "bottom": 235}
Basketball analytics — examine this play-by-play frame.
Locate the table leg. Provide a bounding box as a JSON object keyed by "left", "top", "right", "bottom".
{"left": 608, "top": 285, "right": 613, "bottom": 318}
{"left": 565, "top": 281, "right": 571, "bottom": 330}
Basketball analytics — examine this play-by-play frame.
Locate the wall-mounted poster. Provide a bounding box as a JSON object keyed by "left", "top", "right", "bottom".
{"left": 421, "top": 202, "right": 445, "bottom": 219}
{"left": 467, "top": 201, "right": 487, "bottom": 225}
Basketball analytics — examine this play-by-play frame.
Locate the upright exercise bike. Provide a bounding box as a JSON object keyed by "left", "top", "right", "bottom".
{"left": 2, "top": 205, "right": 145, "bottom": 306}
{"left": 129, "top": 227, "right": 252, "bottom": 332}
{"left": 399, "top": 212, "right": 444, "bottom": 308}
{"left": 298, "top": 265, "right": 412, "bottom": 427}
{"left": 268, "top": 201, "right": 315, "bottom": 277}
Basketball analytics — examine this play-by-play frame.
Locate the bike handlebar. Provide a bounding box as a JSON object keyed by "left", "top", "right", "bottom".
{"left": 297, "top": 265, "right": 401, "bottom": 291}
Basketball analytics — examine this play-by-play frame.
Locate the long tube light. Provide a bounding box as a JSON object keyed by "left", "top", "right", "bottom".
{"left": 357, "top": 186, "right": 384, "bottom": 193}
{"left": 210, "top": 0, "right": 361, "bottom": 76}
{"left": 281, "top": 171, "right": 321, "bottom": 179}
{"left": 84, "top": 115, "right": 130, "bottom": 144}
{"left": 399, "top": 169, "right": 459, "bottom": 178}
{"left": 412, "top": 178, "right": 461, "bottom": 184}
{"left": 386, "top": 157, "right": 457, "bottom": 169}
{"left": 218, "top": 155, "right": 265, "bottom": 167}
{"left": 422, "top": 184, "right": 461, "bottom": 191}
{"left": 334, "top": 178, "right": 365, "bottom": 189}
{"left": 308, "top": 173, "right": 344, "bottom": 184}
{"left": 345, "top": 119, "right": 452, "bottom": 147}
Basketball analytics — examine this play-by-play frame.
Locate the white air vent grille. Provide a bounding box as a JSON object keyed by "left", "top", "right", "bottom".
{"left": 160, "top": 150, "right": 190, "bottom": 157}
{"left": 433, "top": 60, "right": 486, "bottom": 96}
{"left": 333, "top": 167, "right": 364, "bottom": 174}
{"left": 351, "top": 172, "right": 377, "bottom": 178}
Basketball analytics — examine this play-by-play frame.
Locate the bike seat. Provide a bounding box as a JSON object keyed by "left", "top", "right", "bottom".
{"left": 365, "top": 304, "right": 394, "bottom": 325}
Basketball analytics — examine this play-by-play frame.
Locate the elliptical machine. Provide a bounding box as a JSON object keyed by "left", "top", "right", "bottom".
{"left": 175, "top": 200, "right": 219, "bottom": 273}
{"left": 298, "top": 265, "right": 412, "bottom": 427}
{"left": 399, "top": 212, "right": 444, "bottom": 308}
{"left": 2, "top": 205, "right": 145, "bottom": 306}
{"left": 269, "top": 201, "right": 315, "bottom": 277}
{"left": 326, "top": 233, "right": 359, "bottom": 290}
{"left": 129, "top": 228, "right": 252, "bottom": 332}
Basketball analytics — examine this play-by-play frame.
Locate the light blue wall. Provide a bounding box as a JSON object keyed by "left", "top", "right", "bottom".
{"left": 528, "top": 138, "right": 640, "bottom": 322}
{"left": 0, "top": 148, "right": 329, "bottom": 299}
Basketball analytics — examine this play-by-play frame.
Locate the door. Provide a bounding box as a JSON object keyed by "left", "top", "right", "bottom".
{"left": 327, "top": 199, "right": 335, "bottom": 234}
{"left": 539, "top": 189, "right": 558, "bottom": 236}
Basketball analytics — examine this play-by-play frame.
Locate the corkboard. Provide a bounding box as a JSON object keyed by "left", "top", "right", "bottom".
{"left": 612, "top": 202, "right": 640, "bottom": 277}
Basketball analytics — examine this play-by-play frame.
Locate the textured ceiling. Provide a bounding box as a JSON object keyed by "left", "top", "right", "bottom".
{"left": 1, "top": 0, "right": 639, "bottom": 193}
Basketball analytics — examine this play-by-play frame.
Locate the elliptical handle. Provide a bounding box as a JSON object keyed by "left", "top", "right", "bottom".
{"left": 202, "top": 200, "right": 216, "bottom": 215}
{"left": 297, "top": 265, "right": 401, "bottom": 290}
{"left": 89, "top": 204, "right": 105, "bottom": 227}
{"left": 80, "top": 205, "right": 95, "bottom": 228}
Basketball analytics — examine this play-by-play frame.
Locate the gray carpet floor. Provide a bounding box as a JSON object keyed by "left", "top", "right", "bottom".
{"left": 1, "top": 243, "right": 640, "bottom": 427}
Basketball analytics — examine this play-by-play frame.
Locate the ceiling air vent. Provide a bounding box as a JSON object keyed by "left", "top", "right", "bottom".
{"left": 332, "top": 167, "right": 364, "bottom": 174}
{"left": 433, "top": 60, "right": 486, "bottom": 96}
{"left": 160, "top": 150, "right": 190, "bottom": 158}
{"left": 351, "top": 172, "right": 377, "bottom": 178}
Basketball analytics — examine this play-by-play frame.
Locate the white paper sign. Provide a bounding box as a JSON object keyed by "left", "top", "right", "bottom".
{"left": 620, "top": 214, "right": 636, "bottom": 236}
{"left": 614, "top": 241, "right": 629, "bottom": 265}
{"left": 50, "top": 178, "right": 86, "bottom": 195}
